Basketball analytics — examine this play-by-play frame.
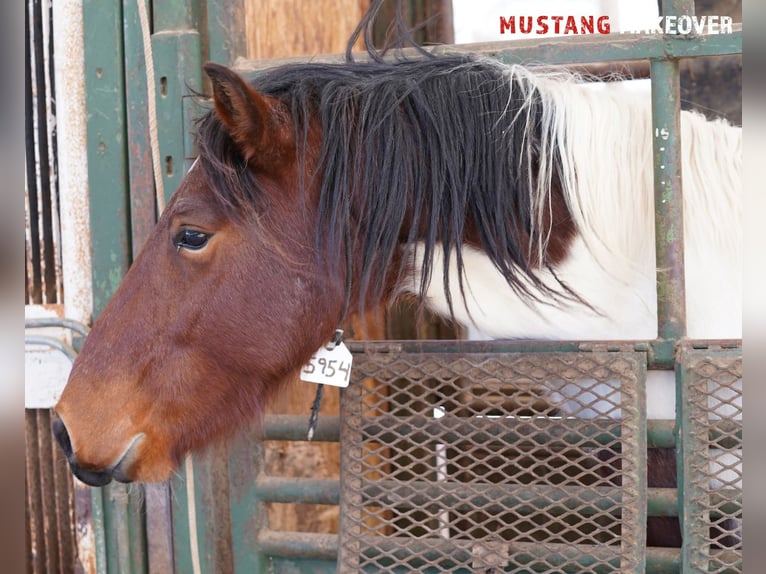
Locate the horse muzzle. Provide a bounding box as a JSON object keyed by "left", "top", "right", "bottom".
{"left": 52, "top": 418, "right": 140, "bottom": 486}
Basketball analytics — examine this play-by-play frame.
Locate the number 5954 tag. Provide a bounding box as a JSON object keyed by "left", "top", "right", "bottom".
{"left": 300, "top": 341, "right": 353, "bottom": 388}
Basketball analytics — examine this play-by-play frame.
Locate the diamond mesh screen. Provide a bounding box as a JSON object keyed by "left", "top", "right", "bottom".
{"left": 339, "top": 351, "right": 646, "bottom": 573}
{"left": 680, "top": 349, "right": 742, "bottom": 573}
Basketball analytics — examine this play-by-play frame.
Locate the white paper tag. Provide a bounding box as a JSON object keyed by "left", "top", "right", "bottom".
{"left": 300, "top": 341, "right": 353, "bottom": 388}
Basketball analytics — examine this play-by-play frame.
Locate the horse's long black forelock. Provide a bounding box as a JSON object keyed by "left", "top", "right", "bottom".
{"left": 196, "top": 55, "right": 578, "bottom": 321}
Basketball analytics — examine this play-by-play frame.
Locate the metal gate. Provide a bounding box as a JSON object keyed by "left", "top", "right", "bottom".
{"left": 28, "top": 0, "right": 742, "bottom": 572}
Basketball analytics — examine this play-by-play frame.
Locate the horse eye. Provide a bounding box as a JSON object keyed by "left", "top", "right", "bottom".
{"left": 174, "top": 230, "right": 210, "bottom": 251}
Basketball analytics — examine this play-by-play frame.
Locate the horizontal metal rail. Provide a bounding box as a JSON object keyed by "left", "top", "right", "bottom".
{"left": 255, "top": 475, "right": 339, "bottom": 506}
{"left": 258, "top": 531, "right": 338, "bottom": 560}
{"left": 24, "top": 335, "right": 78, "bottom": 362}
{"left": 25, "top": 317, "right": 91, "bottom": 338}
{"left": 263, "top": 414, "right": 340, "bottom": 442}
{"left": 238, "top": 25, "right": 741, "bottom": 77}
{"left": 346, "top": 339, "right": 740, "bottom": 370}
{"left": 254, "top": 531, "right": 743, "bottom": 574}
{"left": 251, "top": 474, "right": 739, "bottom": 520}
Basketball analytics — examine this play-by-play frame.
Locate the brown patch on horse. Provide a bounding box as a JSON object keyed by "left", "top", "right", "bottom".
{"left": 463, "top": 173, "right": 576, "bottom": 269}
{"left": 532, "top": 176, "right": 577, "bottom": 267}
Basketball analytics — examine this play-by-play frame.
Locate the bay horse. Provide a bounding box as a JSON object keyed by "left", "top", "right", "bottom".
{"left": 53, "top": 50, "right": 741, "bottom": 544}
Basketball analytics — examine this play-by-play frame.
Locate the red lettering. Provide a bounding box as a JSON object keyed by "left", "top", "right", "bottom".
{"left": 551, "top": 16, "right": 563, "bottom": 34}
{"left": 500, "top": 16, "right": 514, "bottom": 34}
{"left": 564, "top": 15, "right": 578, "bottom": 34}
{"left": 536, "top": 15, "right": 549, "bottom": 35}
{"left": 580, "top": 16, "right": 594, "bottom": 34}
{"left": 597, "top": 16, "right": 610, "bottom": 34}
{"left": 519, "top": 16, "right": 533, "bottom": 34}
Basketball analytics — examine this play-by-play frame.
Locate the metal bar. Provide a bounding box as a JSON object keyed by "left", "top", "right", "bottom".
{"left": 31, "top": 0, "right": 58, "bottom": 304}
{"left": 263, "top": 415, "right": 341, "bottom": 442}
{"left": 647, "top": 419, "right": 740, "bottom": 449}
{"left": 25, "top": 410, "right": 46, "bottom": 573}
{"left": 226, "top": 427, "right": 270, "bottom": 573}
{"left": 255, "top": 475, "right": 340, "bottom": 505}
{"left": 25, "top": 317, "right": 91, "bottom": 338}
{"left": 83, "top": 0, "right": 132, "bottom": 315}
{"left": 650, "top": 57, "right": 686, "bottom": 341}
{"left": 259, "top": 414, "right": 743, "bottom": 451}
{"left": 237, "top": 26, "right": 742, "bottom": 77}
{"left": 52, "top": 0, "right": 94, "bottom": 329}
{"left": 25, "top": 1, "right": 42, "bottom": 305}
{"left": 152, "top": 30, "right": 203, "bottom": 203}
{"left": 269, "top": 557, "right": 338, "bottom": 574}
{"left": 346, "top": 338, "right": 738, "bottom": 362}
{"left": 621, "top": 353, "right": 647, "bottom": 572}
{"left": 24, "top": 336, "right": 78, "bottom": 362}
{"left": 257, "top": 531, "right": 339, "bottom": 560}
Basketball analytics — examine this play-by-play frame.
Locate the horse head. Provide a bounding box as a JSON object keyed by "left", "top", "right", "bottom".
{"left": 54, "top": 64, "right": 344, "bottom": 484}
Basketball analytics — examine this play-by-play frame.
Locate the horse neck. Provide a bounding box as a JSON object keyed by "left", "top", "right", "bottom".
{"left": 532, "top": 75, "right": 741, "bottom": 270}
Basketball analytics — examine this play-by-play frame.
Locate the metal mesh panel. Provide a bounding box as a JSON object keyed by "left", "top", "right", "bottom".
{"left": 339, "top": 351, "right": 646, "bottom": 573}
{"left": 679, "top": 349, "right": 742, "bottom": 573}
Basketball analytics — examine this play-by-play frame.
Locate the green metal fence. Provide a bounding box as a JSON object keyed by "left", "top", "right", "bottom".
{"left": 76, "top": 0, "right": 742, "bottom": 572}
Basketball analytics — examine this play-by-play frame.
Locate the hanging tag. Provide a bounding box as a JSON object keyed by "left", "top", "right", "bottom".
{"left": 300, "top": 341, "right": 353, "bottom": 388}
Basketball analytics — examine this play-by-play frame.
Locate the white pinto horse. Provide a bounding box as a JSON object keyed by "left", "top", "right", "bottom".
{"left": 411, "top": 65, "right": 742, "bottom": 521}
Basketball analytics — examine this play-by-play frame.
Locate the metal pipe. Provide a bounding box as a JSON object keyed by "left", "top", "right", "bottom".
{"left": 25, "top": 317, "right": 90, "bottom": 338}
{"left": 651, "top": 57, "right": 687, "bottom": 342}
{"left": 24, "top": 336, "right": 77, "bottom": 362}
{"left": 52, "top": 0, "right": 93, "bottom": 328}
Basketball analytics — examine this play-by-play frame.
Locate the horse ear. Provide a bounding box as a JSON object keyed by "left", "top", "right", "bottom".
{"left": 203, "top": 62, "right": 292, "bottom": 171}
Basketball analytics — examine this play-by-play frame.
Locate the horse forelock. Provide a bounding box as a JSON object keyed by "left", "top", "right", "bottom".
{"left": 195, "top": 56, "right": 584, "bottom": 321}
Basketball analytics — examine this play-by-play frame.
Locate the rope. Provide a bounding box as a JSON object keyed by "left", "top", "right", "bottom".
{"left": 184, "top": 455, "right": 202, "bottom": 574}
{"left": 138, "top": 1, "right": 195, "bottom": 570}
{"left": 136, "top": 0, "right": 165, "bottom": 213}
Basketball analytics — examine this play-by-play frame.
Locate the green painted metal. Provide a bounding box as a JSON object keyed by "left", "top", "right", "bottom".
{"left": 83, "top": 0, "right": 132, "bottom": 316}
{"left": 204, "top": 0, "right": 247, "bottom": 65}
{"left": 238, "top": 28, "right": 741, "bottom": 78}
{"left": 650, "top": 57, "right": 686, "bottom": 342}
{"left": 677, "top": 347, "right": 742, "bottom": 574}
{"left": 152, "top": 0, "right": 202, "bottom": 31}
{"left": 482, "top": 29, "right": 741, "bottom": 66}
{"left": 82, "top": 0, "right": 149, "bottom": 572}
{"left": 152, "top": 31, "right": 203, "bottom": 203}
{"left": 227, "top": 427, "right": 270, "bottom": 573}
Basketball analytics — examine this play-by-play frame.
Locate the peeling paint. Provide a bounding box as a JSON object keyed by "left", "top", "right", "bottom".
{"left": 53, "top": 0, "right": 93, "bottom": 328}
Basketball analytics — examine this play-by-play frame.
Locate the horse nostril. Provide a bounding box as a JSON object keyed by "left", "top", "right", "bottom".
{"left": 51, "top": 417, "right": 114, "bottom": 487}
{"left": 52, "top": 417, "right": 73, "bottom": 459}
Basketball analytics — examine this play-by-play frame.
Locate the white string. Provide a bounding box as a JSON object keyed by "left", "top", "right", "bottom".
{"left": 184, "top": 454, "right": 202, "bottom": 574}
{"left": 136, "top": 0, "right": 166, "bottom": 214}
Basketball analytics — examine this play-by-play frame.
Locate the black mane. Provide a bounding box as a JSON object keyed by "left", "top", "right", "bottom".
{"left": 196, "top": 55, "right": 574, "bottom": 320}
